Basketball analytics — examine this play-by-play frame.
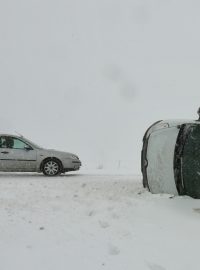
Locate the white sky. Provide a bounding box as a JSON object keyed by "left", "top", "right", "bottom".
{"left": 0, "top": 0, "right": 200, "bottom": 172}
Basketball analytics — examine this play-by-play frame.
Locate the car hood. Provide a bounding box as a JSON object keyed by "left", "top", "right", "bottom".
{"left": 38, "top": 149, "right": 77, "bottom": 158}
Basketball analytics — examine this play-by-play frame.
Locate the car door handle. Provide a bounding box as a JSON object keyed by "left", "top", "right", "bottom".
{"left": 1, "top": 151, "right": 9, "bottom": 154}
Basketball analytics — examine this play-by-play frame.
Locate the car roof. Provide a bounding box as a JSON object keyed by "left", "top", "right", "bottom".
{"left": 0, "top": 134, "right": 23, "bottom": 138}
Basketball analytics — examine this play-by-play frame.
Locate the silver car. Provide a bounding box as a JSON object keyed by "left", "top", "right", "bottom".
{"left": 0, "top": 134, "right": 81, "bottom": 176}
{"left": 141, "top": 112, "right": 200, "bottom": 198}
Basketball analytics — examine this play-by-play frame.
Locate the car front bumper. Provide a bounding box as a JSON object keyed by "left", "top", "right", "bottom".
{"left": 63, "top": 159, "right": 82, "bottom": 172}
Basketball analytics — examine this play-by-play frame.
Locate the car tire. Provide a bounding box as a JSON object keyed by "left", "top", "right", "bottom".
{"left": 42, "top": 158, "right": 62, "bottom": 176}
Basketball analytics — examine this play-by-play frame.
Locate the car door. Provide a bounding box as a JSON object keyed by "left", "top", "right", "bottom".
{"left": 0, "top": 136, "right": 37, "bottom": 172}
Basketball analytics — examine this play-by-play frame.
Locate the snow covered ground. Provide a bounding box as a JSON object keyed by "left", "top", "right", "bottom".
{"left": 0, "top": 172, "right": 200, "bottom": 270}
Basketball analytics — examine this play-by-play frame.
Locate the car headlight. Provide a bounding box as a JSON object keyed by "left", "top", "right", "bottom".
{"left": 70, "top": 155, "right": 79, "bottom": 160}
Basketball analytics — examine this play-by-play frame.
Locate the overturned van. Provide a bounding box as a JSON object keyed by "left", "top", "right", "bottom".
{"left": 141, "top": 117, "right": 200, "bottom": 198}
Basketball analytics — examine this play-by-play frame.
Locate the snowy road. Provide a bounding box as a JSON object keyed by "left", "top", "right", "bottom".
{"left": 0, "top": 172, "right": 200, "bottom": 270}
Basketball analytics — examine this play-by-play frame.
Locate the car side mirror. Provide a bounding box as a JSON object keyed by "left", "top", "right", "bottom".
{"left": 24, "top": 146, "right": 32, "bottom": 151}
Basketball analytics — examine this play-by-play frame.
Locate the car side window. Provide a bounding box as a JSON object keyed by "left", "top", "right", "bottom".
{"left": 12, "top": 138, "right": 31, "bottom": 150}
{"left": 0, "top": 137, "right": 7, "bottom": 148}
{"left": 0, "top": 136, "right": 31, "bottom": 150}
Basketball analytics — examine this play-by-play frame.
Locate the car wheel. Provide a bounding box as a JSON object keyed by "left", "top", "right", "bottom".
{"left": 42, "top": 159, "right": 62, "bottom": 176}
